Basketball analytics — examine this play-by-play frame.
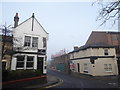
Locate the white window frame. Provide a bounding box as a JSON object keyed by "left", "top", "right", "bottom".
{"left": 84, "top": 63, "right": 88, "bottom": 72}
{"left": 104, "top": 48, "right": 109, "bottom": 55}
{"left": 43, "top": 37, "right": 46, "bottom": 48}
{"left": 32, "top": 37, "right": 38, "bottom": 48}
{"left": 24, "top": 36, "right": 31, "bottom": 47}
{"left": 16, "top": 55, "right": 25, "bottom": 69}
{"left": 26, "top": 56, "right": 34, "bottom": 69}
{"left": 16, "top": 55, "right": 34, "bottom": 70}
{"left": 72, "top": 53, "right": 74, "bottom": 59}
{"left": 104, "top": 64, "right": 112, "bottom": 72}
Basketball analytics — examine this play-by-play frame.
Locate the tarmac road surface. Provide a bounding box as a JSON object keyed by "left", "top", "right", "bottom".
{"left": 47, "top": 69, "right": 118, "bottom": 88}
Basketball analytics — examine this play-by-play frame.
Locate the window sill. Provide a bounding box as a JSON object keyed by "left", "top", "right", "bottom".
{"left": 23, "top": 47, "right": 38, "bottom": 50}
{"left": 16, "top": 68, "right": 24, "bottom": 69}
{"left": 104, "top": 71, "right": 112, "bottom": 73}
{"left": 26, "top": 68, "right": 34, "bottom": 69}
{"left": 16, "top": 68, "right": 34, "bottom": 70}
{"left": 84, "top": 70, "right": 88, "bottom": 73}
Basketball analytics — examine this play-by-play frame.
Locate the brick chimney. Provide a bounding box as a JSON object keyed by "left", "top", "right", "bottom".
{"left": 74, "top": 46, "right": 79, "bottom": 51}
{"left": 14, "top": 13, "right": 19, "bottom": 28}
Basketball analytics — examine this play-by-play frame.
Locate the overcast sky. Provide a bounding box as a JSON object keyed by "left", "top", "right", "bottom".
{"left": 1, "top": 2, "right": 118, "bottom": 60}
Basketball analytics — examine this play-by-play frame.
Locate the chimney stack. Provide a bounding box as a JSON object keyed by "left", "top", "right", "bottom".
{"left": 74, "top": 46, "right": 79, "bottom": 51}
{"left": 14, "top": 13, "right": 19, "bottom": 28}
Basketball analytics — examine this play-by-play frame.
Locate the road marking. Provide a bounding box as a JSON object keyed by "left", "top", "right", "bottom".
{"left": 108, "top": 83, "right": 117, "bottom": 86}
{"left": 44, "top": 79, "right": 63, "bottom": 88}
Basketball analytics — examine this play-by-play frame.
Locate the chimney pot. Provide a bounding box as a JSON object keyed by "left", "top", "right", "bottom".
{"left": 14, "top": 13, "right": 19, "bottom": 28}
{"left": 16, "top": 13, "right": 18, "bottom": 16}
{"left": 32, "top": 13, "right": 35, "bottom": 18}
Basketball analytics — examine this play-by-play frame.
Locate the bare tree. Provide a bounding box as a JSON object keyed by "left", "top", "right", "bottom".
{"left": 13, "top": 36, "right": 24, "bottom": 51}
{"left": 0, "top": 23, "right": 25, "bottom": 61}
{"left": 93, "top": 0, "right": 120, "bottom": 26}
{"left": 0, "top": 23, "right": 13, "bottom": 59}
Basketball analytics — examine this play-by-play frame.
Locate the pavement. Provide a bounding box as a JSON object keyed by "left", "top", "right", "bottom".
{"left": 25, "top": 75, "right": 60, "bottom": 89}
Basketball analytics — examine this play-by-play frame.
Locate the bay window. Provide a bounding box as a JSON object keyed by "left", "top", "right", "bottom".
{"left": 16, "top": 55, "right": 34, "bottom": 69}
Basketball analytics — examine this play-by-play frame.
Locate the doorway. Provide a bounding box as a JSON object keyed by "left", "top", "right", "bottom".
{"left": 37, "top": 57, "right": 44, "bottom": 74}
{"left": 77, "top": 63, "right": 80, "bottom": 72}
{"left": 2, "top": 62, "right": 6, "bottom": 70}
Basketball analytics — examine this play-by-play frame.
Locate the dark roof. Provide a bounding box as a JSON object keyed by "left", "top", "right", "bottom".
{"left": 69, "top": 43, "right": 115, "bottom": 54}
{"left": 92, "top": 31, "right": 120, "bottom": 34}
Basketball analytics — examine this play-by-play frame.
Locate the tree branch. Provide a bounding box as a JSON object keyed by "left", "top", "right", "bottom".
{"left": 95, "top": 1, "right": 120, "bottom": 26}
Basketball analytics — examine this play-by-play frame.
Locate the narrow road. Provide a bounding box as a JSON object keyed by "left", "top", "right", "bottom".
{"left": 47, "top": 69, "right": 118, "bottom": 88}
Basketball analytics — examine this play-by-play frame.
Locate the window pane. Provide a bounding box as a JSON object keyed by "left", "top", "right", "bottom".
{"left": 104, "top": 64, "right": 112, "bottom": 72}
{"left": 112, "top": 34, "right": 117, "bottom": 40}
{"left": 108, "top": 64, "right": 112, "bottom": 71}
{"left": 104, "top": 49, "right": 108, "bottom": 55}
{"left": 27, "top": 56, "right": 34, "bottom": 61}
{"left": 26, "top": 62, "right": 34, "bottom": 67}
{"left": 43, "top": 37, "right": 46, "bottom": 48}
{"left": 104, "top": 64, "right": 108, "bottom": 71}
{"left": 84, "top": 64, "right": 88, "bottom": 71}
{"left": 24, "top": 36, "right": 31, "bottom": 46}
{"left": 26, "top": 56, "right": 34, "bottom": 68}
{"left": 17, "top": 56, "right": 25, "bottom": 61}
{"left": 32, "top": 37, "right": 38, "bottom": 47}
{"left": 16, "top": 62, "right": 24, "bottom": 68}
{"left": 44, "top": 66, "right": 47, "bottom": 69}
{"left": 16, "top": 55, "right": 25, "bottom": 68}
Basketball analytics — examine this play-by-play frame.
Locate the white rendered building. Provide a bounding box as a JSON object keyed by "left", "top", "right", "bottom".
{"left": 11, "top": 13, "right": 48, "bottom": 74}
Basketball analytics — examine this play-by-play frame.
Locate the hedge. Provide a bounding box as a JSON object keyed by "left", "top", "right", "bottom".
{"left": 2, "top": 70, "right": 43, "bottom": 82}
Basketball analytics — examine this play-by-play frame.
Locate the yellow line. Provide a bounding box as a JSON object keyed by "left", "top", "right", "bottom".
{"left": 44, "top": 79, "right": 63, "bottom": 88}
